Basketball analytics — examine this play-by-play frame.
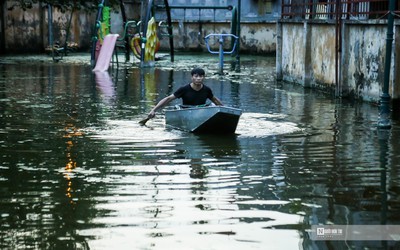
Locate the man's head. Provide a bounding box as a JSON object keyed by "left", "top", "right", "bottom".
{"left": 191, "top": 68, "right": 205, "bottom": 76}
{"left": 190, "top": 68, "right": 205, "bottom": 87}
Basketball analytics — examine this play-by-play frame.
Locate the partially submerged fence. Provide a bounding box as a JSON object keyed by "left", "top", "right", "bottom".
{"left": 281, "top": 0, "right": 399, "bottom": 20}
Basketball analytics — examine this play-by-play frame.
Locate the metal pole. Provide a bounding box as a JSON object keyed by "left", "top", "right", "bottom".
{"left": 235, "top": 0, "right": 241, "bottom": 72}
{"left": 219, "top": 35, "right": 224, "bottom": 74}
{"left": 377, "top": 0, "right": 395, "bottom": 129}
{"left": 164, "top": 0, "right": 174, "bottom": 62}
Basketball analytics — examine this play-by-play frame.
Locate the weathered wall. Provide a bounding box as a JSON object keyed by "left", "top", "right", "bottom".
{"left": 309, "top": 24, "right": 336, "bottom": 89}
{"left": 152, "top": 22, "right": 276, "bottom": 54}
{"left": 280, "top": 22, "right": 336, "bottom": 89}
{"left": 4, "top": 2, "right": 43, "bottom": 53}
{"left": 341, "top": 23, "right": 387, "bottom": 101}
{"left": 240, "top": 23, "right": 276, "bottom": 53}
{"left": 277, "top": 20, "right": 400, "bottom": 102}
{"left": 2, "top": 1, "right": 95, "bottom": 53}
{"left": 280, "top": 23, "right": 306, "bottom": 85}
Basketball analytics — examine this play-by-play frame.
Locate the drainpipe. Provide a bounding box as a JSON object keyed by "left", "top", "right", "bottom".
{"left": 377, "top": 0, "right": 395, "bottom": 129}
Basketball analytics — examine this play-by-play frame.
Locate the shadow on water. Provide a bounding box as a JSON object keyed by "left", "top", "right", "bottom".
{"left": 1, "top": 54, "right": 400, "bottom": 249}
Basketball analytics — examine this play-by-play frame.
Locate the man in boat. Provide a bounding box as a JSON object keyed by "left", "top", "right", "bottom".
{"left": 146, "top": 67, "right": 223, "bottom": 120}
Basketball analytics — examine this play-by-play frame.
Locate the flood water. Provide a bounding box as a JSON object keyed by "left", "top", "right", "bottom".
{"left": 1, "top": 53, "right": 400, "bottom": 250}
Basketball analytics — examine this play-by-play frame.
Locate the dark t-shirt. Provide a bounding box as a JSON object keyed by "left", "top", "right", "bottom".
{"left": 173, "top": 84, "right": 214, "bottom": 106}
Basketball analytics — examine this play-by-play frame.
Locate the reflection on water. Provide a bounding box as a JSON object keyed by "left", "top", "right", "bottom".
{"left": 94, "top": 71, "right": 116, "bottom": 105}
{"left": 0, "top": 55, "right": 400, "bottom": 249}
{"left": 237, "top": 113, "right": 300, "bottom": 137}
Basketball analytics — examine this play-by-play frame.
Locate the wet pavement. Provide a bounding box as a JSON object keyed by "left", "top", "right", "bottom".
{"left": 1, "top": 52, "right": 400, "bottom": 249}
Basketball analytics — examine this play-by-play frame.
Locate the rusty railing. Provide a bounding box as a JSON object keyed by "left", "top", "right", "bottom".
{"left": 281, "top": 0, "right": 400, "bottom": 20}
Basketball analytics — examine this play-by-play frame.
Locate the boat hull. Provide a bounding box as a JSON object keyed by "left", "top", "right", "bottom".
{"left": 165, "top": 106, "right": 242, "bottom": 134}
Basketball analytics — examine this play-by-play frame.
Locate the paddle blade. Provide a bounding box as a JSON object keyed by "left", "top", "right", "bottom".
{"left": 139, "top": 117, "right": 150, "bottom": 126}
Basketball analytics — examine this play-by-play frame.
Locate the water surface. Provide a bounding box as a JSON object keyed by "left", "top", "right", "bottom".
{"left": 1, "top": 54, "right": 400, "bottom": 249}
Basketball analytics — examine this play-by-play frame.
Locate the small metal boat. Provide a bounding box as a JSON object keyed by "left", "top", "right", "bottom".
{"left": 165, "top": 105, "right": 242, "bottom": 134}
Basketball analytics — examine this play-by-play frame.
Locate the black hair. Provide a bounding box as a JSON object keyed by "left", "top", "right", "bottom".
{"left": 191, "top": 67, "right": 205, "bottom": 76}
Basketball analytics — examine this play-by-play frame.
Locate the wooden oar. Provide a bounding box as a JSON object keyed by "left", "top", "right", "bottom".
{"left": 139, "top": 117, "right": 151, "bottom": 126}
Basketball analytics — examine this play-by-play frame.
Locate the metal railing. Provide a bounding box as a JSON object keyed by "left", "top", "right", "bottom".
{"left": 281, "top": 0, "right": 400, "bottom": 20}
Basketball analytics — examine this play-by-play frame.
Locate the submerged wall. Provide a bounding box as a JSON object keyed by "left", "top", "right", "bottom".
{"left": 277, "top": 20, "right": 400, "bottom": 102}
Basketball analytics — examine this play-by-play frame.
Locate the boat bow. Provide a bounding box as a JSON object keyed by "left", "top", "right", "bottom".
{"left": 165, "top": 106, "right": 242, "bottom": 134}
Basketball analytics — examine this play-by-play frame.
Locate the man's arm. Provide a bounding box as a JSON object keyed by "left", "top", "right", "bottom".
{"left": 211, "top": 96, "right": 223, "bottom": 106}
{"left": 148, "top": 94, "right": 177, "bottom": 118}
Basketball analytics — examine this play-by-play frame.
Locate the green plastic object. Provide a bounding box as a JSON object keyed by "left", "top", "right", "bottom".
{"left": 102, "top": 6, "right": 111, "bottom": 35}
